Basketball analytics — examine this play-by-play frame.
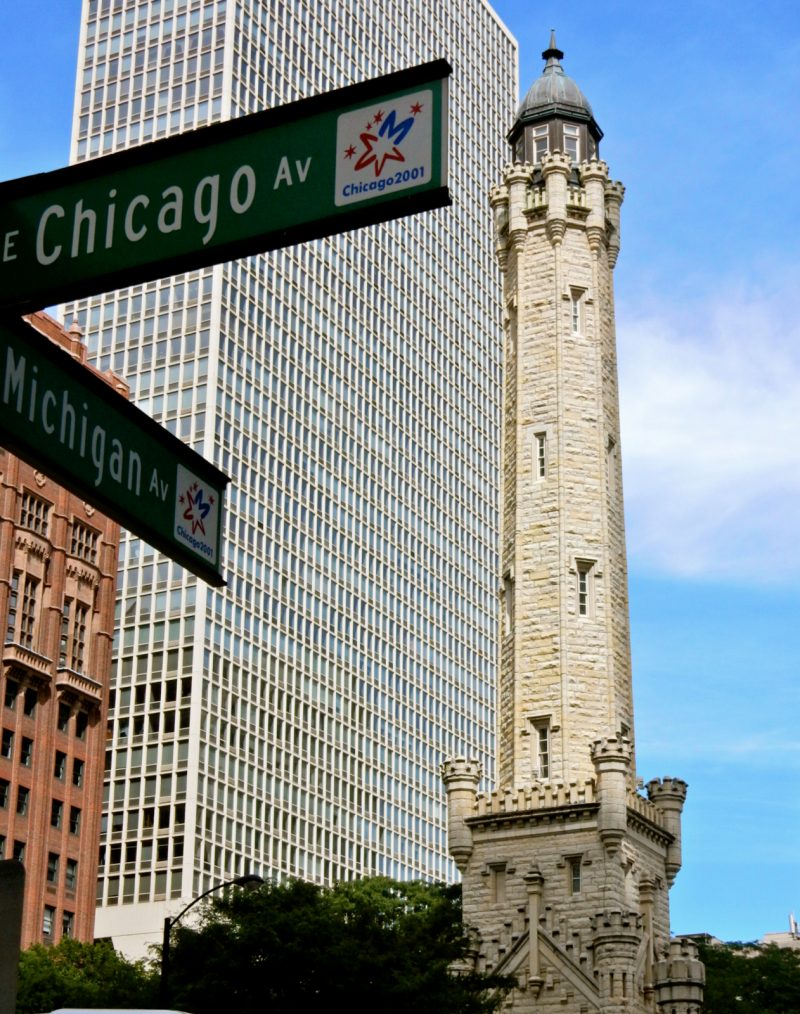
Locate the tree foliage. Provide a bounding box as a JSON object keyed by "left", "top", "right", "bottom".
{"left": 165, "top": 877, "right": 510, "bottom": 1014}
{"left": 15, "top": 937, "right": 157, "bottom": 1014}
{"left": 699, "top": 939, "right": 800, "bottom": 1014}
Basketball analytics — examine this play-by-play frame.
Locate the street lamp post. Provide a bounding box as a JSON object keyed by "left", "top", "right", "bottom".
{"left": 159, "top": 873, "right": 263, "bottom": 1006}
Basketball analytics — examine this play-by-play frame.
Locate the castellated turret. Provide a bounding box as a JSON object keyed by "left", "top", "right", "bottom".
{"left": 442, "top": 34, "right": 703, "bottom": 1013}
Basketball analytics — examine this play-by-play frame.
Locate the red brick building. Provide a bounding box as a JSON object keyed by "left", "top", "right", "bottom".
{"left": 0, "top": 313, "right": 122, "bottom": 946}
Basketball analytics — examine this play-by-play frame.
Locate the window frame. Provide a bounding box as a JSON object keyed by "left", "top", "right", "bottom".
{"left": 576, "top": 560, "right": 596, "bottom": 618}
{"left": 567, "top": 855, "right": 583, "bottom": 894}
{"left": 20, "top": 492, "right": 51, "bottom": 536}
{"left": 51, "top": 800, "right": 64, "bottom": 829}
{"left": 532, "top": 124, "right": 549, "bottom": 162}
{"left": 563, "top": 123, "right": 580, "bottom": 162}
{"left": 570, "top": 287, "right": 586, "bottom": 336}
{"left": 533, "top": 719, "right": 551, "bottom": 779}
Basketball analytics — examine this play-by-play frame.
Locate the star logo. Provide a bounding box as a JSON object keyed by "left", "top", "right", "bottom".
{"left": 349, "top": 107, "right": 416, "bottom": 178}
{"left": 180, "top": 482, "right": 212, "bottom": 536}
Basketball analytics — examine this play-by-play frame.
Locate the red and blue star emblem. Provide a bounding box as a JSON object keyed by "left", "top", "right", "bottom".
{"left": 179, "top": 481, "right": 214, "bottom": 536}
{"left": 343, "top": 101, "right": 424, "bottom": 178}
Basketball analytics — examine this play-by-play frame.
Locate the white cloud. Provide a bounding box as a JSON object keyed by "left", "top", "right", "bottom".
{"left": 617, "top": 272, "right": 800, "bottom": 583}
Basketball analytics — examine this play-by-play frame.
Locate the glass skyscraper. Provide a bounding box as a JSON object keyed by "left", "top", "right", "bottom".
{"left": 69, "top": 0, "right": 516, "bottom": 954}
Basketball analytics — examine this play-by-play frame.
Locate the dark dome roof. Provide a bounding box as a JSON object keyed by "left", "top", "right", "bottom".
{"left": 514, "top": 33, "right": 599, "bottom": 132}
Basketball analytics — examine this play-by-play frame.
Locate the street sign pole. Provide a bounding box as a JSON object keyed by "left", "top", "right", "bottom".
{"left": 0, "top": 316, "right": 228, "bottom": 585}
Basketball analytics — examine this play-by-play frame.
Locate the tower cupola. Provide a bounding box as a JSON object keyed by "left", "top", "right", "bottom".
{"left": 508, "top": 31, "right": 603, "bottom": 165}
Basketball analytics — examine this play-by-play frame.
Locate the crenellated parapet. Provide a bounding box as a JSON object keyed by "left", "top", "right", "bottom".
{"left": 489, "top": 158, "right": 625, "bottom": 272}
{"left": 472, "top": 778, "right": 597, "bottom": 820}
{"left": 626, "top": 788, "right": 665, "bottom": 828}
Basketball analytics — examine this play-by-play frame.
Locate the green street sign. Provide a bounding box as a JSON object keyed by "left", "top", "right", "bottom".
{"left": 0, "top": 316, "right": 228, "bottom": 585}
{"left": 0, "top": 61, "right": 450, "bottom": 311}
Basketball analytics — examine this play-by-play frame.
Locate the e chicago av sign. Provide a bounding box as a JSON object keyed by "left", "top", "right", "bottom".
{"left": 0, "top": 61, "right": 450, "bottom": 311}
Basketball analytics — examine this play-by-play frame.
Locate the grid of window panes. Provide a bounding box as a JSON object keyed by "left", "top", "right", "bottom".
{"left": 69, "top": 0, "right": 515, "bottom": 931}
{"left": 19, "top": 493, "right": 51, "bottom": 536}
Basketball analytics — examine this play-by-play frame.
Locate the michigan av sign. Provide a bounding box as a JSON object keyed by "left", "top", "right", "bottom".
{"left": 0, "top": 317, "right": 228, "bottom": 585}
{"left": 0, "top": 61, "right": 450, "bottom": 311}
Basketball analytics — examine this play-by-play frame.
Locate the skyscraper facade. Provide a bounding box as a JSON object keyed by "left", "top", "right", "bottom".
{"left": 69, "top": 0, "right": 517, "bottom": 953}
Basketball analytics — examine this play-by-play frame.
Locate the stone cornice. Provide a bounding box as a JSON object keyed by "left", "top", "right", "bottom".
{"left": 467, "top": 799, "right": 598, "bottom": 832}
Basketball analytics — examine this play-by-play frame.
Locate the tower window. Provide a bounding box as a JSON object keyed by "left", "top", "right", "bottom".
{"left": 535, "top": 432, "right": 547, "bottom": 479}
{"left": 570, "top": 288, "right": 585, "bottom": 334}
{"left": 502, "top": 571, "right": 514, "bottom": 634}
{"left": 568, "top": 856, "right": 582, "bottom": 893}
{"left": 43, "top": 905, "right": 55, "bottom": 937}
{"left": 576, "top": 561, "right": 595, "bottom": 617}
{"left": 532, "top": 719, "right": 551, "bottom": 779}
{"left": 490, "top": 863, "right": 507, "bottom": 904}
{"left": 563, "top": 124, "right": 580, "bottom": 162}
{"left": 533, "top": 124, "right": 549, "bottom": 162}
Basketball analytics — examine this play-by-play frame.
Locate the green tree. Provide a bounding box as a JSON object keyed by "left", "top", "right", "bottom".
{"left": 699, "top": 940, "right": 800, "bottom": 1014}
{"left": 166, "top": 877, "right": 510, "bottom": 1014}
{"left": 15, "top": 937, "right": 157, "bottom": 1014}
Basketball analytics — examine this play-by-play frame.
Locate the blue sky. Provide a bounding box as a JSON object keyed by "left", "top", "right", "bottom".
{"left": 1, "top": 1, "right": 797, "bottom": 943}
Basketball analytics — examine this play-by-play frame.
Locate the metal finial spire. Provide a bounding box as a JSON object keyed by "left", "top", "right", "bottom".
{"left": 542, "top": 29, "right": 564, "bottom": 65}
